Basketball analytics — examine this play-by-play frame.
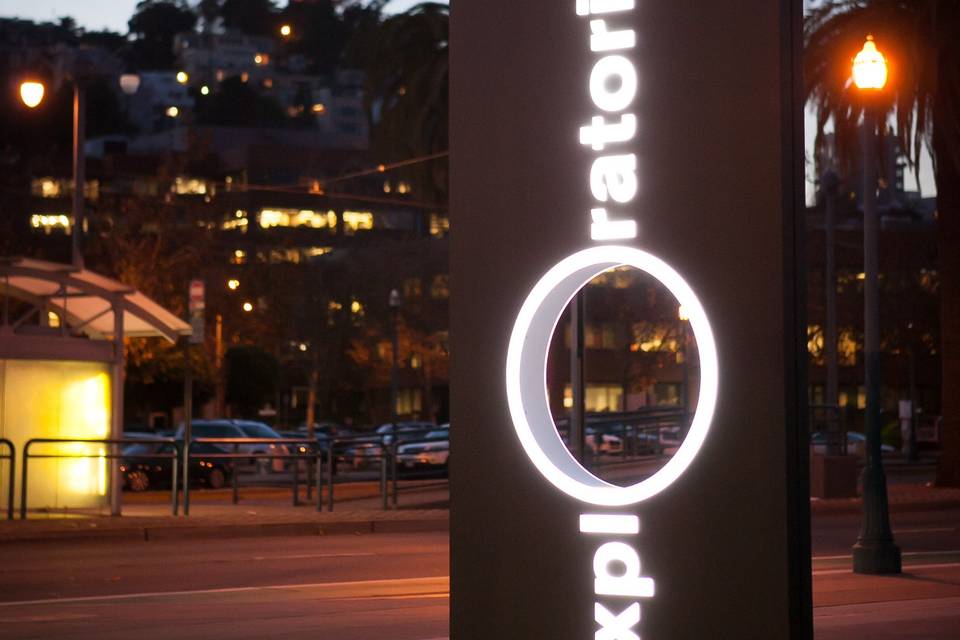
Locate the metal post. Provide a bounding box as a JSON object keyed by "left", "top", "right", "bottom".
{"left": 316, "top": 453, "right": 323, "bottom": 512}
{"left": 852, "top": 108, "right": 901, "bottom": 574}
{"left": 326, "top": 443, "right": 335, "bottom": 512}
{"left": 570, "top": 291, "right": 586, "bottom": 462}
{"left": 907, "top": 346, "right": 918, "bottom": 462}
{"left": 110, "top": 300, "right": 124, "bottom": 516}
{"left": 391, "top": 307, "right": 400, "bottom": 429}
{"left": 822, "top": 171, "right": 841, "bottom": 453}
{"left": 380, "top": 453, "right": 388, "bottom": 511}
{"left": 232, "top": 443, "right": 239, "bottom": 504}
{"left": 292, "top": 452, "right": 299, "bottom": 506}
{"left": 19, "top": 442, "right": 29, "bottom": 520}
{"left": 71, "top": 83, "right": 86, "bottom": 269}
{"left": 391, "top": 444, "right": 398, "bottom": 509}
{"left": 171, "top": 455, "right": 179, "bottom": 516}
{"left": 182, "top": 340, "right": 192, "bottom": 516}
{"left": 3, "top": 441, "right": 14, "bottom": 520}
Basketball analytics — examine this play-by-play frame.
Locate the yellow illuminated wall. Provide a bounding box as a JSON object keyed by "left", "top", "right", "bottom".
{"left": 0, "top": 359, "right": 112, "bottom": 513}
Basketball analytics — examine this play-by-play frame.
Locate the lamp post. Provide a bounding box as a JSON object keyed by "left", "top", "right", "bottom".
{"left": 851, "top": 35, "right": 901, "bottom": 575}
{"left": 389, "top": 289, "right": 402, "bottom": 428}
{"left": 20, "top": 71, "right": 139, "bottom": 269}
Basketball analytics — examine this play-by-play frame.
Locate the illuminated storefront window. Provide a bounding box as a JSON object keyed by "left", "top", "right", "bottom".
{"left": 222, "top": 210, "right": 249, "bottom": 231}
{"left": 30, "top": 178, "right": 98, "bottom": 200}
{"left": 396, "top": 388, "right": 422, "bottom": 416}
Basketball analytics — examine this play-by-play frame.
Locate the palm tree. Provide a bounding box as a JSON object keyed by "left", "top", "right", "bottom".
{"left": 347, "top": 2, "right": 449, "bottom": 203}
{"left": 804, "top": 0, "right": 960, "bottom": 485}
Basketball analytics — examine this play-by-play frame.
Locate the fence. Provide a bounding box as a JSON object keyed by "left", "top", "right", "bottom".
{"left": 1, "top": 439, "right": 14, "bottom": 520}
{"left": 20, "top": 437, "right": 179, "bottom": 519}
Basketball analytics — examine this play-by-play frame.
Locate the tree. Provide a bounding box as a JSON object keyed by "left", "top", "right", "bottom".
{"left": 226, "top": 345, "right": 279, "bottom": 418}
{"left": 195, "top": 76, "right": 286, "bottom": 127}
{"left": 128, "top": 1, "right": 197, "bottom": 69}
{"left": 805, "top": 1, "right": 960, "bottom": 485}
{"left": 347, "top": 3, "right": 449, "bottom": 202}
{"left": 220, "top": 0, "right": 277, "bottom": 36}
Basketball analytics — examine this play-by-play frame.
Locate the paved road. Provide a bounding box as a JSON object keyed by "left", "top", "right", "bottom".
{"left": 0, "top": 507, "right": 957, "bottom": 639}
{"left": 0, "top": 532, "right": 449, "bottom": 640}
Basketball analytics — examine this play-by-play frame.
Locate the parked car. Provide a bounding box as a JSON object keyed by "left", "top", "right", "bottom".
{"left": 585, "top": 427, "right": 623, "bottom": 455}
{"left": 342, "top": 422, "right": 436, "bottom": 470}
{"left": 396, "top": 425, "right": 450, "bottom": 472}
{"left": 174, "top": 420, "right": 288, "bottom": 472}
{"left": 810, "top": 431, "right": 896, "bottom": 456}
{"left": 120, "top": 440, "right": 231, "bottom": 492}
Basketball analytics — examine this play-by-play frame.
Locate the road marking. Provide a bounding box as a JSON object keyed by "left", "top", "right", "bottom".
{"left": 0, "top": 576, "right": 449, "bottom": 608}
{"left": 814, "top": 561, "right": 960, "bottom": 576}
{"left": 893, "top": 527, "right": 956, "bottom": 534}
{"left": 251, "top": 552, "right": 375, "bottom": 561}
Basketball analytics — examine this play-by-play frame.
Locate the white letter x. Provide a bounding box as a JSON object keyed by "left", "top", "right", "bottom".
{"left": 595, "top": 602, "right": 640, "bottom": 640}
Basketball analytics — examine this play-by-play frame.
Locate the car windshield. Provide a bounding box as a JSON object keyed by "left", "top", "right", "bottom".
{"left": 236, "top": 423, "right": 280, "bottom": 438}
{"left": 189, "top": 423, "right": 243, "bottom": 438}
{"left": 123, "top": 443, "right": 164, "bottom": 455}
{"left": 424, "top": 430, "right": 449, "bottom": 440}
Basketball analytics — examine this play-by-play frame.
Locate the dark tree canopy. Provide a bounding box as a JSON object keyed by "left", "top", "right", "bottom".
{"left": 128, "top": 1, "right": 197, "bottom": 69}
{"left": 220, "top": 0, "right": 278, "bottom": 36}
{"left": 195, "top": 75, "right": 286, "bottom": 127}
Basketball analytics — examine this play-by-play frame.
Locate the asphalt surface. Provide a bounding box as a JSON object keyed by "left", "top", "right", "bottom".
{"left": 0, "top": 532, "right": 449, "bottom": 640}
{"left": 0, "top": 507, "right": 957, "bottom": 639}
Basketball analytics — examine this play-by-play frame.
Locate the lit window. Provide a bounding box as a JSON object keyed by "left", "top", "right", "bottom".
{"left": 47, "top": 311, "right": 61, "bottom": 328}
{"left": 395, "top": 389, "right": 422, "bottom": 416}
{"left": 258, "top": 208, "right": 336, "bottom": 229}
{"left": 342, "top": 210, "right": 373, "bottom": 234}
{"left": 807, "top": 324, "right": 824, "bottom": 364}
{"left": 166, "top": 106, "right": 179, "bottom": 118}
{"left": 838, "top": 329, "right": 858, "bottom": 366}
{"left": 30, "top": 214, "right": 71, "bottom": 234}
{"left": 172, "top": 177, "right": 208, "bottom": 195}
{"left": 240, "top": 72, "right": 249, "bottom": 83}
{"left": 383, "top": 181, "right": 392, "bottom": 193}
{"left": 263, "top": 78, "right": 273, "bottom": 88}
{"left": 305, "top": 246, "right": 332, "bottom": 258}
{"left": 311, "top": 103, "right": 326, "bottom": 114}
{"left": 254, "top": 53, "right": 269, "bottom": 65}
{"left": 232, "top": 249, "right": 247, "bottom": 265}
{"left": 176, "top": 71, "right": 189, "bottom": 84}
{"left": 429, "top": 213, "right": 449, "bottom": 237}
{"left": 397, "top": 181, "right": 410, "bottom": 194}
{"left": 227, "top": 279, "right": 240, "bottom": 290}
{"left": 430, "top": 275, "right": 449, "bottom": 299}
{"left": 350, "top": 300, "right": 364, "bottom": 315}
{"left": 328, "top": 301, "right": 342, "bottom": 312}
{"left": 403, "top": 278, "right": 422, "bottom": 298}
{"left": 216, "top": 69, "right": 225, "bottom": 82}
{"left": 562, "top": 384, "right": 624, "bottom": 412}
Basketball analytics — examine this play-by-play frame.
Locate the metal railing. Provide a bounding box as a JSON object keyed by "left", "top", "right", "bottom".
{"left": 1, "top": 439, "right": 14, "bottom": 520}
{"left": 20, "top": 437, "right": 178, "bottom": 520}
{"left": 181, "top": 437, "right": 323, "bottom": 515}
{"left": 555, "top": 408, "right": 688, "bottom": 467}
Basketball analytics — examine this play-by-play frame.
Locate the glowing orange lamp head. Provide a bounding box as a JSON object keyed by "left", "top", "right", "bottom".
{"left": 852, "top": 35, "right": 887, "bottom": 91}
{"left": 19, "top": 80, "right": 45, "bottom": 108}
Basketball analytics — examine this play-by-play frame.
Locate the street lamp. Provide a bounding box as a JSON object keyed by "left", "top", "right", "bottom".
{"left": 851, "top": 35, "right": 901, "bottom": 575}
{"left": 280, "top": 24, "right": 292, "bottom": 38}
{"left": 389, "top": 289, "right": 402, "bottom": 427}
{"left": 18, "top": 70, "right": 139, "bottom": 269}
{"left": 19, "top": 81, "right": 44, "bottom": 108}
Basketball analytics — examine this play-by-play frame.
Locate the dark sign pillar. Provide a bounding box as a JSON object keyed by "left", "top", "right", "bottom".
{"left": 450, "top": 0, "right": 810, "bottom": 638}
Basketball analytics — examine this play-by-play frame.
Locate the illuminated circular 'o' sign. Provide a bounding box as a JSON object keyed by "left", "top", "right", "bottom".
{"left": 505, "top": 245, "right": 719, "bottom": 507}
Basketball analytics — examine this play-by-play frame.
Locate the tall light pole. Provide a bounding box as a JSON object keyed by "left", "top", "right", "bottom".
{"left": 389, "top": 289, "right": 402, "bottom": 428}
{"left": 851, "top": 35, "right": 901, "bottom": 575}
{"left": 20, "top": 71, "right": 139, "bottom": 269}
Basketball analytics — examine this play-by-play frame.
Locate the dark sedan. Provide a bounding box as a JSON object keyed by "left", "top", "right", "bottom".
{"left": 120, "top": 441, "right": 232, "bottom": 492}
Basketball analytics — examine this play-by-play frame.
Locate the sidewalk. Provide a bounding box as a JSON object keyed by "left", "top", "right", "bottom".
{"left": 813, "top": 553, "right": 960, "bottom": 638}
{"left": 0, "top": 480, "right": 450, "bottom": 544}
{"left": 811, "top": 482, "right": 960, "bottom": 515}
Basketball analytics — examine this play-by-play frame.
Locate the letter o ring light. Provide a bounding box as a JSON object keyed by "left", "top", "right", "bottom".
{"left": 506, "top": 245, "right": 719, "bottom": 507}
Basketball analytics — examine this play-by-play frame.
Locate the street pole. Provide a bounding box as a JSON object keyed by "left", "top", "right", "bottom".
{"left": 570, "top": 291, "right": 586, "bottom": 462}
{"left": 852, "top": 106, "right": 901, "bottom": 574}
{"left": 71, "top": 83, "right": 85, "bottom": 269}
{"left": 389, "top": 289, "right": 401, "bottom": 429}
{"left": 823, "top": 170, "right": 841, "bottom": 452}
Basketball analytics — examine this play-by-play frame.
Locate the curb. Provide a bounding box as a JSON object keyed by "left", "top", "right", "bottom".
{"left": 0, "top": 514, "right": 450, "bottom": 544}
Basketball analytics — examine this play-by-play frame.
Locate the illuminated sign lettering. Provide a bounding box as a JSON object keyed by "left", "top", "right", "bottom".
{"left": 505, "top": 1, "right": 720, "bottom": 637}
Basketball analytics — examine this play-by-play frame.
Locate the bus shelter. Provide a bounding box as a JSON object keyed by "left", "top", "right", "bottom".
{"left": 0, "top": 257, "right": 190, "bottom": 515}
